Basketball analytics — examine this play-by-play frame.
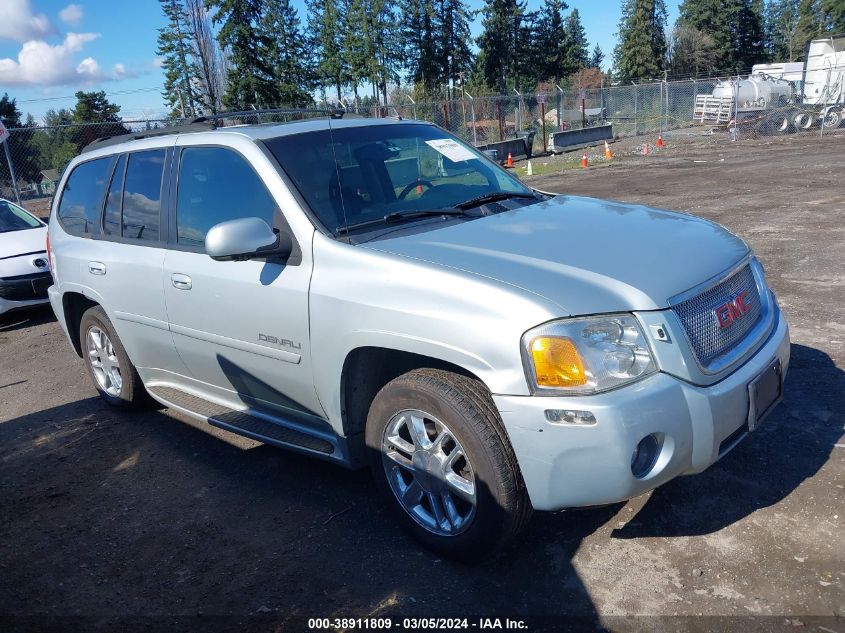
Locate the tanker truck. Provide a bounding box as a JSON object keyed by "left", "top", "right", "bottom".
{"left": 693, "top": 35, "right": 845, "bottom": 134}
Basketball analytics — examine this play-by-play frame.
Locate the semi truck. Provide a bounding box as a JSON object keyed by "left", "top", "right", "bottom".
{"left": 693, "top": 35, "right": 845, "bottom": 133}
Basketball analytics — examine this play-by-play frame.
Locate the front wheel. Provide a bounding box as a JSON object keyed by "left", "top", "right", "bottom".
{"left": 366, "top": 368, "right": 532, "bottom": 560}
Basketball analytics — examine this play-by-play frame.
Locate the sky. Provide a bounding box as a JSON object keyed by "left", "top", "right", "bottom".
{"left": 1, "top": 0, "right": 681, "bottom": 123}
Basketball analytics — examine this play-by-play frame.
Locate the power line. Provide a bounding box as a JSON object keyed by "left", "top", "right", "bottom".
{"left": 17, "top": 86, "right": 164, "bottom": 104}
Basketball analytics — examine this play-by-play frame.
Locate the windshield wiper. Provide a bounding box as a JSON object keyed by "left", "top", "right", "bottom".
{"left": 453, "top": 191, "right": 538, "bottom": 210}
{"left": 337, "top": 208, "right": 469, "bottom": 235}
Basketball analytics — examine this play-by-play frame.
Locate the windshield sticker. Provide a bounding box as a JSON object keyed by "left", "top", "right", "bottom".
{"left": 425, "top": 139, "right": 476, "bottom": 163}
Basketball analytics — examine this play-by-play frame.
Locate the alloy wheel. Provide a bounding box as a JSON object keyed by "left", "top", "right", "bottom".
{"left": 87, "top": 326, "right": 123, "bottom": 397}
{"left": 382, "top": 409, "right": 476, "bottom": 536}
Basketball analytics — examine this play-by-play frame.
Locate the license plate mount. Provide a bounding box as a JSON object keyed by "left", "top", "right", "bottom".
{"left": 747, "top": 358, "right": 782, "bottom": 431}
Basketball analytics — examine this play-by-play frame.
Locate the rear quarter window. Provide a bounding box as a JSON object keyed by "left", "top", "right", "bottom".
{"left": 57, "top": 157, "right": 113, "bottom": 235}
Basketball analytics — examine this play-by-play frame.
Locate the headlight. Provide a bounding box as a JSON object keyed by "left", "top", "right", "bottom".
{"left": 522, "top": 315, "right": 657, "bottom": 395}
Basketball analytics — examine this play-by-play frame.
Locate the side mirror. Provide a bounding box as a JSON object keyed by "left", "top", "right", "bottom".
{"left": 205, "top": 217, "right": 292, "bottom": 262}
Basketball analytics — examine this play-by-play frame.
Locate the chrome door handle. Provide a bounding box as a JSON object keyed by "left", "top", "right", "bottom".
{"left": 171, "top": 273, "right": 192, "bottom": 290}
{"left": 88, "top": 261, "right": 106, "bottom": 275}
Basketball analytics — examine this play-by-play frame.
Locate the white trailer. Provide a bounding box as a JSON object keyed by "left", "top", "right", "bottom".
{"left": 693, "top": 35, "right": 845, "bottom": 132}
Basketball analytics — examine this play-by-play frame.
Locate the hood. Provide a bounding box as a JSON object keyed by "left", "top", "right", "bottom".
{"left": 0, "top": 226, "right": 48, "bottom": 277}
{"left": 362, "top": 196, "right": 749, "bottom": 315}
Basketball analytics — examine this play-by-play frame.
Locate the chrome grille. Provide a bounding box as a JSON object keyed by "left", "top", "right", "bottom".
{"left": 672, "top": 264, "right": 762, "bottom": 367}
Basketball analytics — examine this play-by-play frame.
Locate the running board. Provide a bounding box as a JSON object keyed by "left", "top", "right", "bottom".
{"left": 148, "top": 385, "right": 338, "bottom": 458}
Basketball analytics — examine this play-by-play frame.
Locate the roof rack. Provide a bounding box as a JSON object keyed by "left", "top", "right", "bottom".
{"left": 80, "top": 107, "right": 347, "bottom": 154}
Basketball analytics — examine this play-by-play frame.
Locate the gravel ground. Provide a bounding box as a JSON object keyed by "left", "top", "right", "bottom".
{"left": 0, "top": 131, "right": 842, "bottom": 632}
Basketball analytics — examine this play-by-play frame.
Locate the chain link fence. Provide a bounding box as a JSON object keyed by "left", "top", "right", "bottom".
{"left": 3, "top": 77, "right": 842, "bottom": 215}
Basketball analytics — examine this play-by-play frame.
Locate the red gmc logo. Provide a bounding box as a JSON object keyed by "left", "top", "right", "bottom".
{"left": 715, "top": 290, "right": 752, "bottom": 329}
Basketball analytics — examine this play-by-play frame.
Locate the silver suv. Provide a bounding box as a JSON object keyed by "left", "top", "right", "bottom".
{"left": 47, "top": 114, "right": 790, "bottom": 559}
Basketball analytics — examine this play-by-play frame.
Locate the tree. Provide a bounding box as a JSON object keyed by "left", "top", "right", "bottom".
{"left": 820, "top": 0, "right": 844, "bottom": 32}
{"left": 534, "top": 0, "right": 570, "bottom": 84}
{"left": 307, "top": 0, "right": 348, "bottom": 100}
{"left": 0, "top": 94, "right": 41, "bottom": 186}
{"left": 209, "top": 0, "right": 274, "bottom": 109}
{"left": 71, "top": 91, "right": 131, "bottom": 148}
{"left": 564, "top": 8, "right": 589, "bottom": 72}
{"left": 735, "top": 0, "right": 767, "bottom": 70}
{"left": 437, "top": 0, "right": 474, "bottom": 90}
{"left": 259, "top": 0, "right": 313, "bottom": 106}
{"left": 34, "top": 109, "right": 78, "bottom": 172}
{"left": 766, "top": 0, "right": 801, "bottom": 61}
{"left": 677, "top": 0, "right": 733, "bottom": 70}
{"left": 402, "top": 0, "right": 440, "bottom": 91}
{"left": 184, "top": 0, "right": 226, "bottom": 113}
{"left": 157, "top": 0, "right": 197, "bottom": 117}
{"left": 590, "top": 43, "right": 605, "bottom": 68}
{"left": 796, "top": 0, "right": 824, "bottom": 44}
{"left": 613, "top": 0, "right": 668, "bottom": 81}
{"left": 668, "top": 25, "right": 717, "bottom": 76}
{"left": 476, "top": 0, "right": 528, "bottom": 92}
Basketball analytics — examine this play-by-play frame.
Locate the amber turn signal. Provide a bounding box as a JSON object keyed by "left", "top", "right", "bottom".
{"left": 530, "top": 336, "right": 587, "bottom": 387}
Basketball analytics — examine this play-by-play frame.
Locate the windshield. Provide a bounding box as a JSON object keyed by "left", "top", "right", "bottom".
{"left": 264, "top": 123, "right": 535, "bottom": 235}
{"left": 0, "top": 200, "right": 42, "bottom": 233}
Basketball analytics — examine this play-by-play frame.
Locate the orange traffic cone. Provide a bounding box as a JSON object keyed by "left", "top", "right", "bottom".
{"left": 506, "top": 152, "right": 514, "bottom": 168}
{"left": 604, "top": 140, "right": 613, "bottom": 160}
{"left": 581, "top": 152, "right": 588, "bottom": 168}
{"left": 657, "top": 133, "right": 664, "bottom": 147}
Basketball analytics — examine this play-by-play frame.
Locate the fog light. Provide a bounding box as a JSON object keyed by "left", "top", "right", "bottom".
{"left": 631, "top": 434, "right": 660, "bottom": 478}
{"left": 544, "top": 409, "right": 596, "bottom": 425}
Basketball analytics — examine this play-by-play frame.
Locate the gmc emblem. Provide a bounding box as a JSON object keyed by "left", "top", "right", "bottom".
{"left": 715, "top": 290, "right": 752, "bottom": 329}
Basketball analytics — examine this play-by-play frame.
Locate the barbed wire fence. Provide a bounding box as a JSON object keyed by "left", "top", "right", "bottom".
{"left": 2, "top": 76, "right": 842, "bottom": 215}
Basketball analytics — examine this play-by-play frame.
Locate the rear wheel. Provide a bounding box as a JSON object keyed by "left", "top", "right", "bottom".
{"left": 822, "top": 108, "right": 842, "bottom": 128}
{"left": 366, "top": 368, "right": 532, "bottom": 560}
{"left": 80, "top": 306, "right": 151, "bottom": 409}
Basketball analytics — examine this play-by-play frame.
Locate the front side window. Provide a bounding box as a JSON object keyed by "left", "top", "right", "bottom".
{"left": 264, "top": 123, "right": 535, "bottom": 236}
{"left": 0, "top": 200, "right": 43, "bottom": 233}
{"left": 121, "top": 149, "right": 165, "bottom": 241}
{"left": 57, "top": 157, "right": 112, "bottom": 235}
{"left": 176, "top": 146, "right": 278, "bottom": 247}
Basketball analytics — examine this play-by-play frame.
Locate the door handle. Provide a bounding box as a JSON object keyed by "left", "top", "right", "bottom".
{"left": 88, "top": 261, "right": 106, "bottom": 275}
{"left": 171, "top": 273, "right": 192, "bottom": 290}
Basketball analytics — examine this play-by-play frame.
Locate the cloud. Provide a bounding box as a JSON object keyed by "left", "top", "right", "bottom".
{"left": 0, "top": 32, "right": 108, "bottom": 86}
{"left": 59, "top": 3, "right": 84, "bottom": 26}
{"left": 151, "top": 57, "right": 165, "bottom": 69}
{"left": 0, "top": 0, "right": 55, "bottom": 42}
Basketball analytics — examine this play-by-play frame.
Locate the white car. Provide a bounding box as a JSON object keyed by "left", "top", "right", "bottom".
{"left": 0, "top": 198, "right": 51, "bottom": 316}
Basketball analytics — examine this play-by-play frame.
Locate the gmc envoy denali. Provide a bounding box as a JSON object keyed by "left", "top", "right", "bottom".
{"left": 46, "top": 115, "right": 789, "bottom": 558}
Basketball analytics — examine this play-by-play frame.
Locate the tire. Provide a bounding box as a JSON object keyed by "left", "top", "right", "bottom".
{"left": 365, "top": 368, "right": 532, "bottom": 561}
{"left": 794, "top": 112, "right": 815, "bottom": 130}
{"left": 79, "top": 305, "right": 151, "bottom": 409}
{"left": 822, "top": 108, "right": 842, "bottom": 129}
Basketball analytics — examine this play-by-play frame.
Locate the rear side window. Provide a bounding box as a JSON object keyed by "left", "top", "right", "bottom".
{"left": 121, "top": 149, "right": 165, "bottom": 241}
{"left": 176, "top": 147, "right": 277, "bottom": 246}
{"left": 58, "top": 157, "right": 112, "bottom": 235}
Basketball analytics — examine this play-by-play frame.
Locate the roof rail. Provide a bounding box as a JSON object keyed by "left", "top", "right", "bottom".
{"left": 80, "top": 107, "right": 347, "bottom": 154}
{"left": 80, "top": 121, "right": 216, "bottom": 154}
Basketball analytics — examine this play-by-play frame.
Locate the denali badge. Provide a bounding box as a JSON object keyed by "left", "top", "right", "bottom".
{"left": 258, "top": 333, "right": 302, "bottom": 350}
{"left": 715, "top": 290, "right": 751, "bottom": 329}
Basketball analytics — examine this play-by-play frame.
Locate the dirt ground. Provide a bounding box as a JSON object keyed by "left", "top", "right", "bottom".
{"left": 1, "top": 132, "right": 843, "bottom": 631}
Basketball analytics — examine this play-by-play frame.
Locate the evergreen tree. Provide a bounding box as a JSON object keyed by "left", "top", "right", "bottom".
{"left": 564, "top": 8, "right": 589, "bottom": 72}
{"left": 796, "top": 0, "right": 823, "bottom": 44}
{"left": 820, "top": 0, "right": 844, "bottom": 32}
{"left": 735, "top": 0, "right": 767, "bottom": 69}
{"left": 343, "top": 0, "right": 370, "bottom": 101}
{"left": 260, "top": 0, "right": 313, "bottom": 106}
{"left": 306, "top": 0, "right": 348, "bottom": 100}
{"left": 438, "top": 0, "right": 474, "bottom": 90}
{"left": 677, "top": 0, "right": 734, "bottom": 70}
{"left": 209, "top": 0, "right": 274, "bottom": 109}
{"left": 613, "top": 0, "right": 668, "bottom": 81}
{"left": 476, "top": 0, "right": 527, "bottom": 92}
{"left": 184, "top": 0, "right": 226, "bottom": 113}
{"left": 534, "top": 0, "right": 569, "bottom": 84}
{"left": 157, "top": 0, "right": 197, "bottom": 117}
{"left": 590, "top": 43, "right": 605, "bottom": 68}
{"left": 0, "top": 94, "right": 41, "bottom": 184}
{"left": 402, "top": 0, "right": 440, "bottom": 91}
{"left": 766, "top": 0, "right": 801, "bottom": 61}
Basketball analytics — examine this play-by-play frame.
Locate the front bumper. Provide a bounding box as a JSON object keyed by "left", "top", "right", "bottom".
{"left": 493, "top": 306, "right": 790, "bottom": 511}
{"left": 0, "top": 272, "right": 52, "bottom": 316}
